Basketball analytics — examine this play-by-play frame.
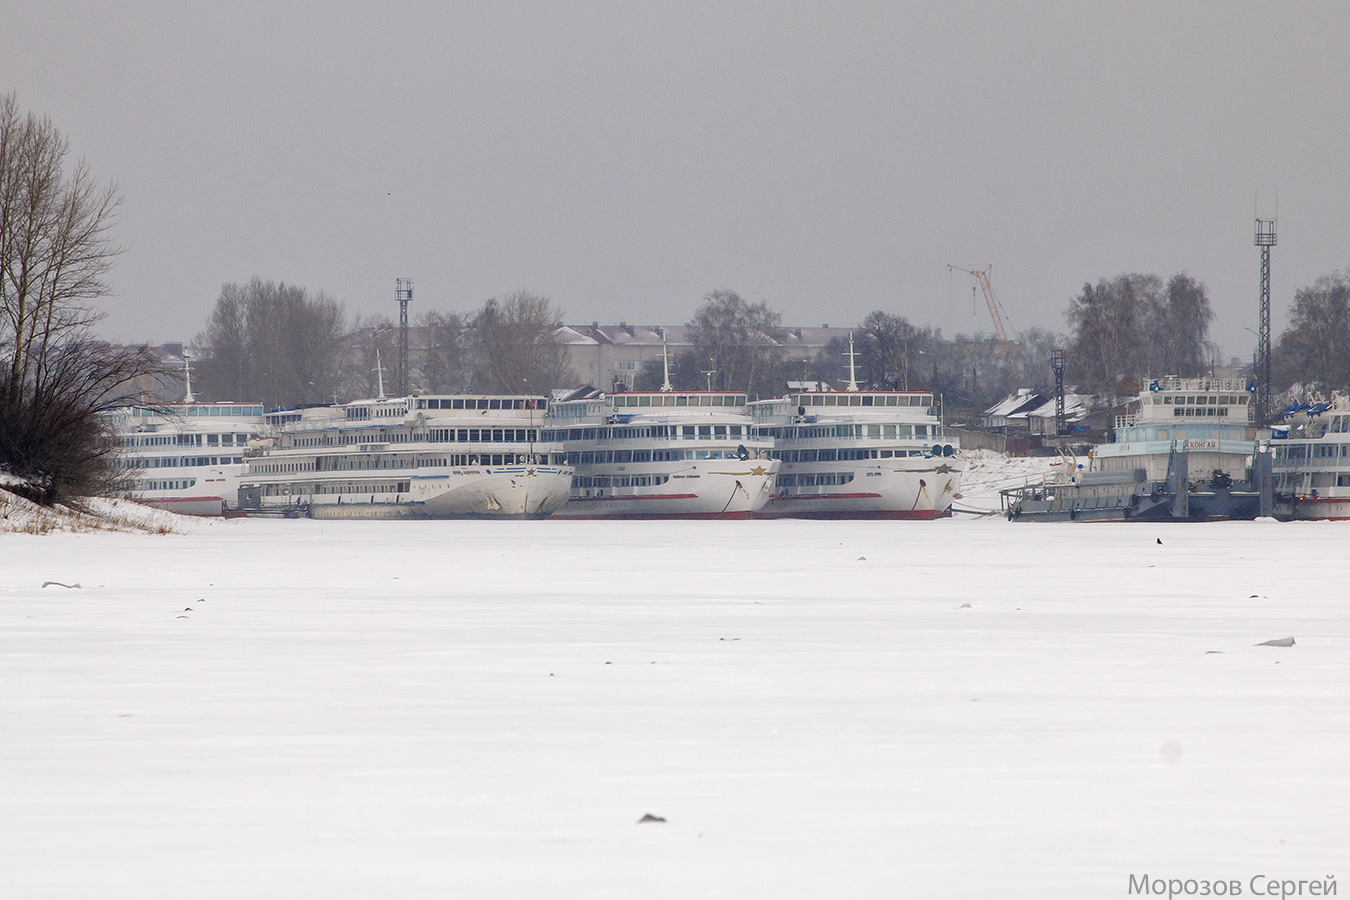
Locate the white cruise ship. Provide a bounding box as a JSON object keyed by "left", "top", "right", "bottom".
{"left": 1270, "top": 395, "right": 1350, "bottom": 520}
{"left": 749, "top": 388, "right": 961, "bottom": 519}
{"left": 108, "top": 401, "right": 267, "bottom": 516}
{"left": 239, "top": 394, "right": 573, "bottom": 519}
{"left": 541, "top": 388, "right": 779, "bottom": 519}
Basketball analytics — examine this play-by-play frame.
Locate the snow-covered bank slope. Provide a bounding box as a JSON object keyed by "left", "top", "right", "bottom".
{"left": 0, "top": 487, "right": 189, "bottom": 534}
{"left": 2, "top": 517, "right": 1346, "bottom": 898}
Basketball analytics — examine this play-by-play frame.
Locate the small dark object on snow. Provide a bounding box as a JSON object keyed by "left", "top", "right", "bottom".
{"left": 857, "top": 556, "right": 866, "bottom": 560}
{"left": 184, "top": 608, "right": 193, "bottom": 612}
{"left": 41, "top": 581, "right": 80, "bottom": 589}
{"left": 637, "top": 813, "right": 666, "bottom": 824}
{"left": 176, "top": 615, "right": 188, "bottom": 619}
{"left": 1255, "top": 637, "right": 1295, "bottom": 648}
{"left": 1205, "top": 650, "right": 1223, "bottom": 654}
{"left": 959, "top": 602, "right": 972, "bottom": 609}
{"left": 1156, "top": 538, "right": 1162, "bottom": 545}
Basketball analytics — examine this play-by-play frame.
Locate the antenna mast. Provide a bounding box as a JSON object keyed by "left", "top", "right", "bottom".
{"left": 395, "top": 278, "right": 413, "bottom": 396}
{"left": 375, "top": 348, "right": 387, "bottom": 400}
{"left": 1254, "top": 215, "right": 1277, "bottom": 427}
{"left": 1050, "top": 349, "right": 1066, "bottom": 436}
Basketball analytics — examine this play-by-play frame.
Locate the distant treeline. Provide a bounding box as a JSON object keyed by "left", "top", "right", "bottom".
{"left": 186, "top": 270, "right": 1350, "bottom": 413}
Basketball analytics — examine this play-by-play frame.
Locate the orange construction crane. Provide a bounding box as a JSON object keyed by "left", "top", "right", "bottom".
{"left": 947, "top": 264, "right": 1012, "bottom": 343}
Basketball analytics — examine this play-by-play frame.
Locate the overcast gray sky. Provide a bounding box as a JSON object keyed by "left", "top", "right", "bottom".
{"left": 4, "top": 1, "right": 1348, "bottom": 362}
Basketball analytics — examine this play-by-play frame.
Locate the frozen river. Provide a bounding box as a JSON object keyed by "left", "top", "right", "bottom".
{"left": 2, "top": 514, "right": 1346, "bottom": 898}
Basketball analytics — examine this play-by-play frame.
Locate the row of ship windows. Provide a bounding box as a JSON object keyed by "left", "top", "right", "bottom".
{"left": 342, "top": 406, "right": 408, "bottom": 420}
{"left": 133, "top": 479, "right": 197, "bottom": 491}
{"left": 1274, "top": 444, "right": 1350, "bottom": 460}
{"left": 123, "top": 433, "right": 250, "bottom": 448}
{"left": 572, "top": 474, "right": 672, "bottom": 488}
{"left": 540, "top": 425, "right": 748, "bottom": 441}
{"left": 411, "top": 454, "right": 561, "bottom": 467}
{"left": 788, "top": 394, "right": 932, "bottom": 408}
{"left": 257, "top": 462, "right": 311, "bottom": 473}
{"left": 257, "top": 453, "right": 560, "bottom": 474}
{"left": 553, "top": 395, "right": 748, "bottom": 417}
{"left": 259, "top": 482, "right": 411, "bottom": 496}
{"left": 283, "top": 428, "right": 540, "bottom": 448}
{"left": 118, "top": 456, "right": 244, "bottom": 468}
{"left": 1172, "top": 407, "right": 1234, "bottom": 417}
{"left": 1148, "top": 394, "right": 1248, "bottom": 406}
{"left": 609, "top": 394, "right": 746, "bottom": 409}
{"left": 568, "top": 449, "right": 747, "bottom": 464}
{"left": 775, "top": 473, "right": 856, "bottom": 487}
{"left": 427, "top": 428, "right": 535, "bottom": 443}
{"left": 1274, "top": 473, "right": 1350, "bottom": 488}
{"left": 133, "top": 405, "right": 262, "bottom": 417}
{"left": 760, "top": 424, "right": 932, "bottom": 439}
{"left": 772, "top": 447, "right": 946, "bottom": 462}
{"left": 323, "top": 398, "right": 544, "bottom": 419}
{"left": 415, "top": 398, "right": 540, "bottom": 411}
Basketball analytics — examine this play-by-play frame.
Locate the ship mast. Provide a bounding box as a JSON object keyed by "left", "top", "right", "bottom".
{"left": 182, "top": 354, "right": 195, "bottom": 403}
{"left": 844, "top": 331, "right": 861, "bottom": 392}
{"left": 660, "top": 328, "right": 673, "bottom": 392}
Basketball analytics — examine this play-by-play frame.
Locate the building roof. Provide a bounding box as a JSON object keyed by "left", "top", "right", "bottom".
{"left": 984, "top": 389, "right": 1046, "bottom": 419}
{"left": 561, "top": 323, "right": 858, "bottom": 351}
{"left": 1024, "top": 392, "right": 1090, "bottom": 423}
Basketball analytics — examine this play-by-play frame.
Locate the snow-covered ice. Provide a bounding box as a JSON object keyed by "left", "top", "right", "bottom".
{"left": 2, "top": 489, "right": 1348, "bottom": 897}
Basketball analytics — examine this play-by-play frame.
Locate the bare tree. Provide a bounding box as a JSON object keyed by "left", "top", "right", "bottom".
{"left": 415, "top": 308, "right": 468, "bottom": 393}
{"left": 193, "top": 278, "right": 348, "bottom": 408}
{"left": 634, "top": 342, "right": 694, "bottom": 392}
{"left": 0, "top": 93, "right": 161, "bottom": 504}
{"left": 467, "top": 290, "right": 571, "bottom": 394}
{"left": 1277, "top": 270, "right": 1350, "bottom": 392}
{"left": 336, "top": 313, "right": 397, "bottom": 399}
{"left": 2, "top": 92, "right": 121, "bottom": 406}
{"left": 1066, "top": 272, "right": 1212, "bottom": 393}
{"left": 857, "top": 311, "right": 921, "bottom": 389}
{"left": 687, "top": 289, "right": 785, "bottom": 396}
{"left": 1150, "top": 273, "right": 1215, "bottom": 377}
{"left": 1, "top": 341, "right": 161, "bottom": 504}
